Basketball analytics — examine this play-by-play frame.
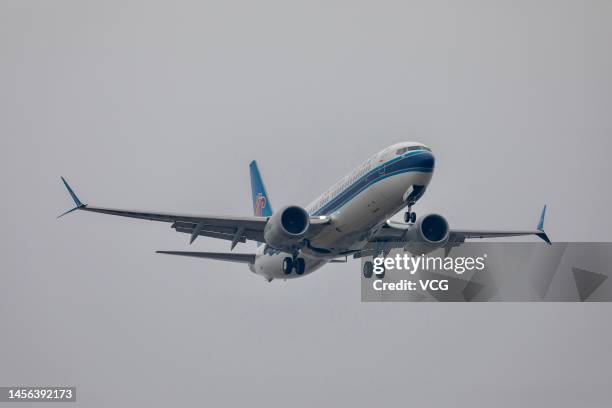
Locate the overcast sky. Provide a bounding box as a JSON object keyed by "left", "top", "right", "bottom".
{"left": 1, "top": 1, "right": 612, "bottom": 406}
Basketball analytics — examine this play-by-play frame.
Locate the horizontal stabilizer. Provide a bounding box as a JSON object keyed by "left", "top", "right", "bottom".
{"left": 156, "top": 250, "right": 256, "bottom": 264}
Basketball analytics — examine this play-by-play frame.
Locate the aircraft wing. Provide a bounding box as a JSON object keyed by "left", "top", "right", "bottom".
{"left": 58, "top": 177, "right": 327, "bottom": 248}
{"left": 81, "top": 206, "right": 268, "bottom": 244}
{"left": 357, "top": 205, "right": 550, "bottom": 257}
{"left": 450, "top": 205, "right": 550, "bottom": 244}
{"left": 447, "top": 228, "right": 550, "bottom": 243}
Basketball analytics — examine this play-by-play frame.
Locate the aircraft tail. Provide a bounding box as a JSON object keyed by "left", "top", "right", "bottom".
{"left": 249, "top": 160, "right": 273, "bottom": 217}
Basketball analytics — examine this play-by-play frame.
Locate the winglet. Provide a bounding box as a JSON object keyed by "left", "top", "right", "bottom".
{"left": 537, "top": 204, "right": 547, "bottom": 231}
{"left": 58, "top": 177, "right": 86, "bottom": 218}
{"left": 536, "top": 205, "right": 551, "bottom": 244}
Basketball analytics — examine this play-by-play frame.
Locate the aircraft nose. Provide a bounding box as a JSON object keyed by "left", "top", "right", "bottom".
{"left": 415, "top": 150, "right": 435, "bottom": 170}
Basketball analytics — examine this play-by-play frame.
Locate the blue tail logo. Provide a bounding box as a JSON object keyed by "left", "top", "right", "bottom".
{"left": 254, "top": 193, "right": 268, "bottom": 217}
{"left": 249, "top": 160, "right": 273, "bottom": 217}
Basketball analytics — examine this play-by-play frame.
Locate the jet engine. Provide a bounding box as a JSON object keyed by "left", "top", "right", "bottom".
{"left": 416, "top": 213, "right": 450, "bottom": 244}
{"left": 263, "top": 205, "right": 310, "bottom": 250}
{"left": 400, "top": 213, "right": 451, "bottom": 255}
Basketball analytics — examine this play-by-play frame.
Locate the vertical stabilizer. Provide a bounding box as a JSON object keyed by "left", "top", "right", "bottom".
{"left": 249, "top": 160, "right": 273, "bottom": 217}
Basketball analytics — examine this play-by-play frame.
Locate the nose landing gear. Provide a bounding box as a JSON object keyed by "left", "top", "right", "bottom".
{"left": 404, "top": 206, "right": 416, "bottom": 224}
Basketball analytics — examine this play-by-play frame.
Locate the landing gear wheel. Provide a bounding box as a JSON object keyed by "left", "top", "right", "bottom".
{"left": 283, "top": 257, "right": 293, "bottom": 274}
{"left": 363, "top": 261, "right": 374, "bottom": 279}
{"left": 404, "top": 205, "right": 417, "bottom": 223}
{"left": 404, "top": 210, "right": 416, "bottom": 223}
{"left": 295, "top": 258, "right": 306, "bottom": 275}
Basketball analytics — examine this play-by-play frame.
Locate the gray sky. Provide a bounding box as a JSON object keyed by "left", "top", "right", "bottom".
{"left": 1, "top": 0, "right": 612, "bottom": 406}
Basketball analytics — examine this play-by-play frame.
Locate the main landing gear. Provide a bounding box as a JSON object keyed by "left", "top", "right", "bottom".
{"left": 283, "top": 256, "right": 306, "bottom": 275}
{"left": 362, "top": 259, "right": 385, "bottom": 279}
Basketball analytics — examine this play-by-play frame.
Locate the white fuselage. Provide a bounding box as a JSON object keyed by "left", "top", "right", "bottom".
{"left": 249, "top": 142, "right": 435, "bottom": 280}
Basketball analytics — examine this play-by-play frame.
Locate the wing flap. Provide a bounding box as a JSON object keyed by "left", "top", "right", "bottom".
{"left": 173, "top": 227, "right": 248, "bottom": 244}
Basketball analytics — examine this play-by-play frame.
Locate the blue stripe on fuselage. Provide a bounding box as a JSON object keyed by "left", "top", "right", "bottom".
{"left": 311, "top": 150, "right": 434, "bottom": 216}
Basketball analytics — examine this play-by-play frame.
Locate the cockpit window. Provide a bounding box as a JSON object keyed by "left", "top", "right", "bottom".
{"left": 396, "top": 146, "right": 431, "bottom": 155}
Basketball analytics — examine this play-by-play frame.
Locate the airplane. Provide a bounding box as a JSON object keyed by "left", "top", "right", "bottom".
{"left": 59, "top": 142, "right": 550, "bottom": 281}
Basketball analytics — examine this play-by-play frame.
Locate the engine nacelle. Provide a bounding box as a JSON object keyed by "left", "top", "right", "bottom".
{"left": 416, "top": 213, "right": 450, "bottom": 244}
{"left": 401, "top": 213, "right": 450, "bottom": 255}
{"left": 263, "top": 205, "right": 310, "bottom": 250}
